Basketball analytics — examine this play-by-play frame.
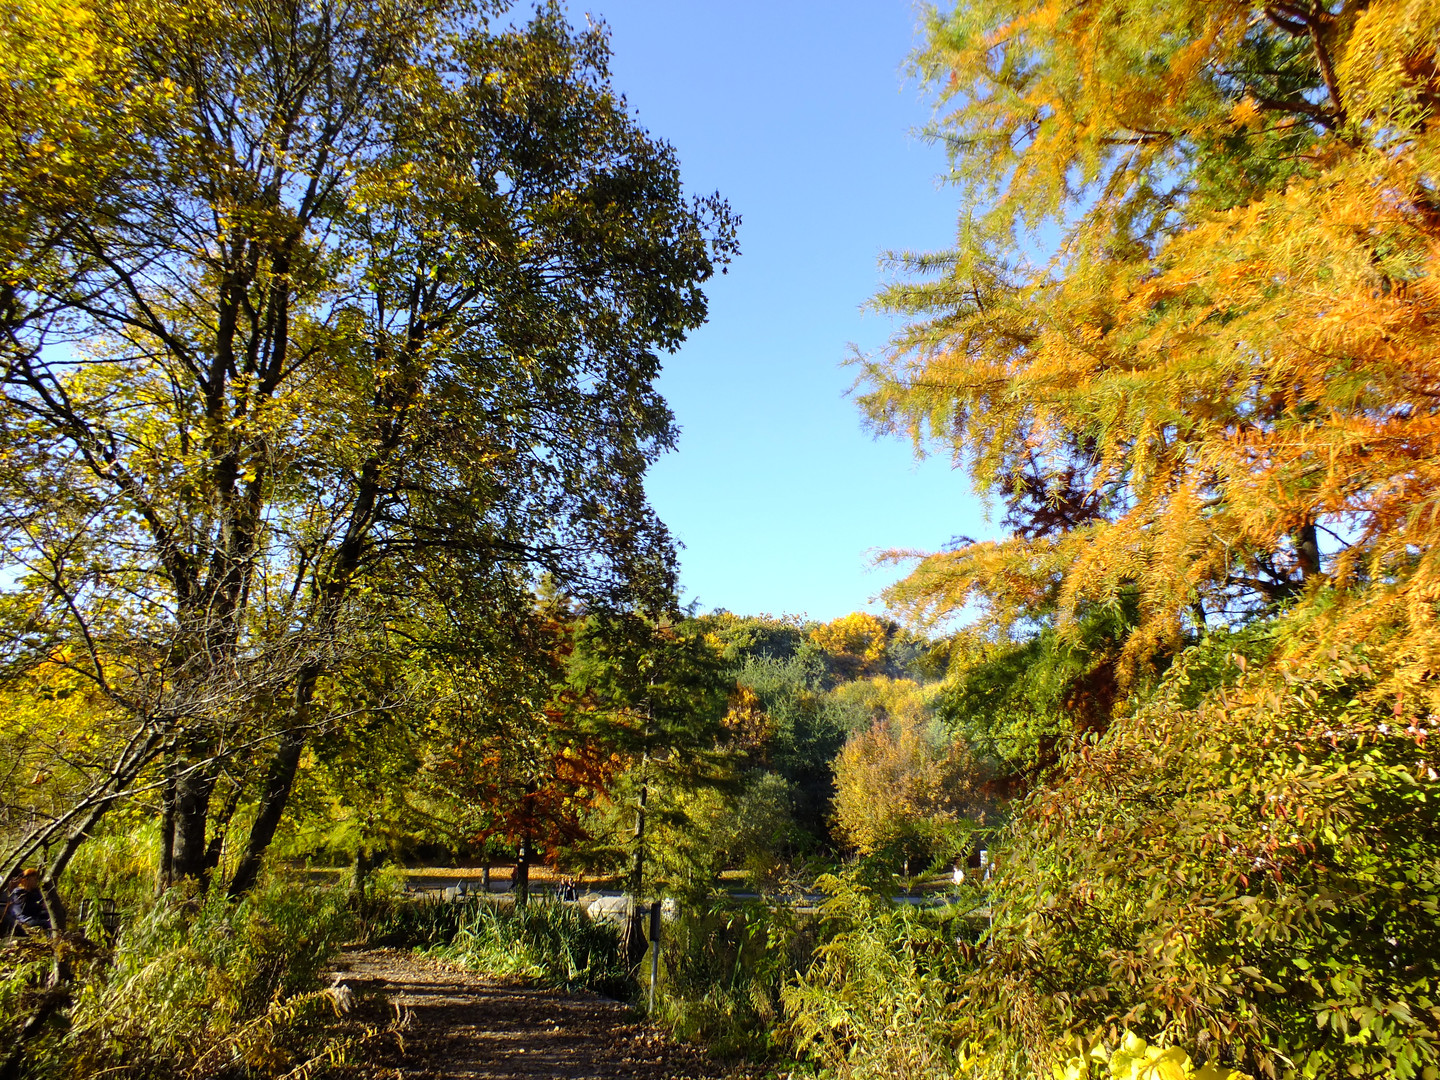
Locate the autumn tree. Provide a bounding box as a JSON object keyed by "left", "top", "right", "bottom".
{"left": 846, "top": 4, "right": 1440, "bottom": 1075}
{"left": 863, "top": 0, "right": 1440, "bottom": 687}
{"left": 0, "top": 0, "right": 736, "bottom": 902}
{"left": 423, "top": 599, "right": 620, "bottom": 903}
{"left": 830, "top": 679, "right": 977, "bottom": 879}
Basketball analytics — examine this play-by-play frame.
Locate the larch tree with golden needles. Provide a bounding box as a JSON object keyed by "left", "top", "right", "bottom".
{"left": 863, "top": 0, "right": 1440, "bottom": 691}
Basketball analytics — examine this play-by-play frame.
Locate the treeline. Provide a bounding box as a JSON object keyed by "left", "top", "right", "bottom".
{"left": 4, "top": 602, "right": 968, "bottom": 899}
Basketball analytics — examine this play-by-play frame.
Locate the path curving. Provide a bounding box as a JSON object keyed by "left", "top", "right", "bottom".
{"left": 329, "top": 948, "right": 726, "bottom": 1080}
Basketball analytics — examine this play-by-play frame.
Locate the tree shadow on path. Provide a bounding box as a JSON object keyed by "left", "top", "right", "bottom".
{"left": 331, "top": 948, "right": 726, "bottom": 1080}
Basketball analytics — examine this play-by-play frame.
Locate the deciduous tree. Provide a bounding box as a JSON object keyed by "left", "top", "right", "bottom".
{"left": 831, "top": 682, "right": 976, "bottom": 868}
{"left": 0, "top": 0, "right": 736, "bottom": 900}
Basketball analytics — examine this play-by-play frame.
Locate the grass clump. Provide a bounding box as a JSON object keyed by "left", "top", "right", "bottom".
{"left": 355, "top": 892, "right": 484, "bottom": 948}
{"left": 653, "top": 898, "right": 816, "bottom": 1062}
{"left": 427, "top": 897, "right": 633, "bottom": 1000}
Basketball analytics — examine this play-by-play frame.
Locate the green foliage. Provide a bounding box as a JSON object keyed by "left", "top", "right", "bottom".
{"left": 611, "top": 771, "right": 806, "bottom": 901}
{"left": 61, "top": 821, "right": 165, "bottom": 917}
{"left": 7, "top": 881, "right": 356, "bottom": 1080}
{"left": 924, "top": 632, "right": 1440, "bottom": 1079}
{"left": 430, "top": 896, "right": 633, "bottom": 999}
{"left": 656, "top": 898, "right": 816, "bottom": 1061}
{"left": 938, "top": 596, "right": 1149, "bottom": 781}
{"left": 938, "top": 632, "right": 1077, "bottom": 775}
{"left": 782, "top": 875, "right": 975, "bottom": 1080}
{"left": 355, "top": 893, "right": 487, "bottom": 949}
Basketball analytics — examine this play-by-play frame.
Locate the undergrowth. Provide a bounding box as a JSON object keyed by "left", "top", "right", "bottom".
{"left": 2, "top": 880, "right": 360, "bottom": 1080}
{"left": 781, "top": 876, "right": 975, "bottom": 1080}
{"left": 654, "top": 897, "right": 818, "bottom": 1062}
{"left": 354, "top": 891, "right": 483, "bottom": 948}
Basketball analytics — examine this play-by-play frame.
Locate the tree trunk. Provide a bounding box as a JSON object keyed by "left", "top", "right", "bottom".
{"left": 226, "top": 725, "right": 307, "bottom": 898}
{"left": 352, "top": 845, "right": 369, "bottom": 900}
{"left": 226, "top": 668, "right": 319, "bottom": 898}
{"left": 201, "top": 781, "right": 244, "bottom": 877}
{"left": 171, "top": 757, "right": 217, "bottom": 884}
{"left": 1295, "top": 520, "right": 1322, "bottom": 583}
{"left": 513, "top": 836, "right": 530, "bottom": 906}
{"left": 157, "top": 757, "right": 176, "bottom": 894}
{"left": 625, "top": 767, "right": 649, "bottom": 972}
{"left": 40, "top": 799, "right": 119, "bottom": 932}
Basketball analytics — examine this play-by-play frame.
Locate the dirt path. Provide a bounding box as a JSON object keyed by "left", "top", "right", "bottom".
{"left": 329, "top": 948, "right": 727, "bottom": 1080}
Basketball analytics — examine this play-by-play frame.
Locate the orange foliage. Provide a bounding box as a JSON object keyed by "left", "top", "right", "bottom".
{"left": 863, "top": 0, "right": 1440, "bottom": 700}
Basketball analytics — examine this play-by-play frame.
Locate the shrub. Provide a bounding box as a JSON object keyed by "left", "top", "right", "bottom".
{"left": 656, "top": 897, "right": 816, "bottom": 1061}
{"left": 809, "top": 631, "right": 1440, "bottom": 1080}
{"left": 6, "top": 880, "right": 357, "bottom": 1080}
{"left": 782, "top": 876, "right": 976, "bottom": 1080}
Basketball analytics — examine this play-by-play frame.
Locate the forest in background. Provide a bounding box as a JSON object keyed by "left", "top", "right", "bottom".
{"left": 4, "top": 0, "right": 1440, "bottom": 1078}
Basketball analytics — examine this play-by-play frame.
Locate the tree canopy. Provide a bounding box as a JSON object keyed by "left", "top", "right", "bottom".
{"left": 0, "top": 0, "right": 736, "bottom": 897}
{"left": 862, "top": 0, "right": 1440, "bottom": 687}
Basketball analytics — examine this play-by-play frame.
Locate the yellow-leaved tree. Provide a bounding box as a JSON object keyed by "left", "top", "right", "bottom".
{"left": 863, "top": 0, "right": 1440, "bottom": 697}
{"left": 0, "top": 0, "right": 736, "bottom": 903}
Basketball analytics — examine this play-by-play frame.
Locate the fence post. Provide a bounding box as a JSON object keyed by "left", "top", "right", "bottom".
{"left": 648, "top": 900, "right": 661, "bottom": 1013}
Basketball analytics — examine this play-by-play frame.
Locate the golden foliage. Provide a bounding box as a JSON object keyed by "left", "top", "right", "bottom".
{"left": 831, "top": 684, "right": 973, "bottom": 855}
{"left": 809, "top": 612, "right": 894, "bottom": 679}
{"left": 864, "top": 0, "right": 1440, "bottom": 695}
{"left": 721, "top": 682, "right": 774, "bottom": 752}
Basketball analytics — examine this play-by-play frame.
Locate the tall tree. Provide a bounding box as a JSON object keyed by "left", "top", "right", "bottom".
{"left": 862, "top": 0, "right": 1440, "bottom": 687}
{"left": 0, "top": 0, "right": 736, "bottom": 898}
{"left": 847, "top": 6, "right": 1440, "bottom": 1075}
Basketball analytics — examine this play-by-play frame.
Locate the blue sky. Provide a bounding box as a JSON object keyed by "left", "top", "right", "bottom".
{"left": 568, "top": 0, "right": 993, "bottom": 622}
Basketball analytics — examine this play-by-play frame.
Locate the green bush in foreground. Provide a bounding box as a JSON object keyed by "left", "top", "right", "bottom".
{"left": 3, "top": 882, "right": 357, "bottom": 1080}
{"left": 783, "top": 634, "right": 1440, "bottom": 1080}
{"left": 783, "top": 877, "right": 975, "bottom": 1080}
{"left": 655, "top": 897, "right": 817, "bottom": 1061}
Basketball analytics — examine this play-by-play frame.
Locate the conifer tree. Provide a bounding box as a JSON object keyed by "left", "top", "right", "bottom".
{"left": 863, "top": 0, "right": 1440, "bottom": 692}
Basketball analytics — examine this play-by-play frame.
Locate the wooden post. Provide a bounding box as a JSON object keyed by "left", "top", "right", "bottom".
{"left": 648, "top": 900, "right": 661, "bottom": 1013}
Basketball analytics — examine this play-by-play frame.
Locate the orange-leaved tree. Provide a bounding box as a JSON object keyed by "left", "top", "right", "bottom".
{"left": 862, "top": 0, "right": 1440, "bottom": 698}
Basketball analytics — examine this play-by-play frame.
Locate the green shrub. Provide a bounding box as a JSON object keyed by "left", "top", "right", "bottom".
{"left": 782, "top": 876, "right": 976, "bottom": 1080}
{"left": 655, "top": 897, "right": 816, "bottom": 1061}
{"left": 5, "top": 880, "right": 357, "bottom": 1080}
{"left": 801, "top": 633, "right": 1440, "bottom": 1080}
